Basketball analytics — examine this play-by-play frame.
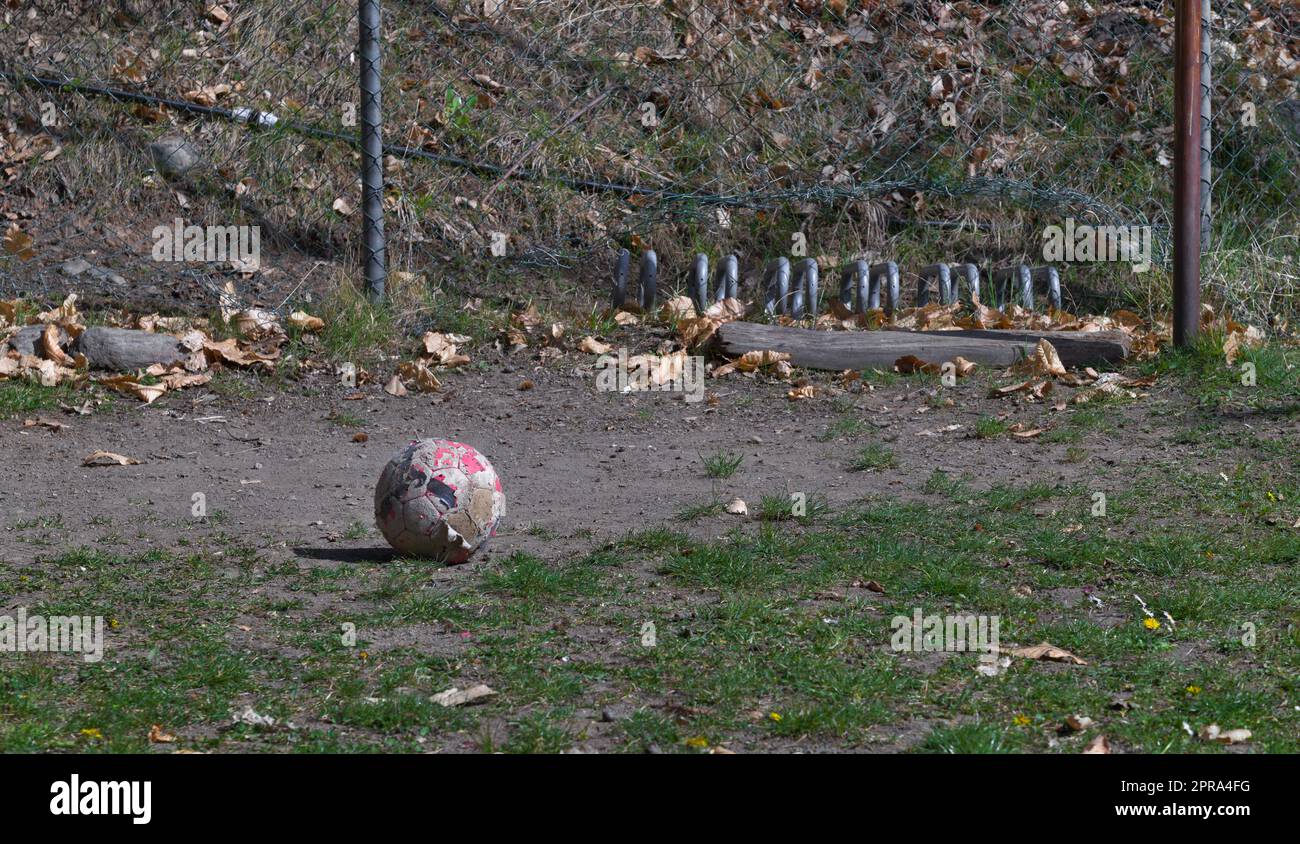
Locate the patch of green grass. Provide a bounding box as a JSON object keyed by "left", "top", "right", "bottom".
{"left": 676, "top": 500, "right": 724, "bottom": 522}
{"left": 754, "top": 492, "right": 828, "bottom": 524}
{"left": 0, "top": 380, "right": 83, "bottom": 419}
{"left": 975, "top": 416, "right": 1010, "bottom": 439}
{"left": 1143, "top": 333, "right": 1300, "bottom": 411}
{"left": 819, "top": 414, "right": 868, "bottom": 442}
{"left": 914, "top": 721, "right": 1021, "bottom": 754}
{"left": 849, "top": 443, "right": 896, "bottom": 471}
{"left": 327, "top": 411, "right": 365, "bottom": 429}
{"left": 700, "top": 450, "right": 743, "bottom": 479}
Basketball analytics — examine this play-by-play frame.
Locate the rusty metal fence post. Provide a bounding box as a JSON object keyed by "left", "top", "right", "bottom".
{"left": 359, "top": 0, "right": 387, "bottom": 303}
{"left": 1174, "top": 0, "right": 1203, "bottom": 346}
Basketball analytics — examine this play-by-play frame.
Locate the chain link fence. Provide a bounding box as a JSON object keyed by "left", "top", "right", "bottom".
{"left": 0, "top": 1, "right": 1296, "bottom": 328}
{"left": 1203, "top": 0, "right": 1300, "bottom": 331}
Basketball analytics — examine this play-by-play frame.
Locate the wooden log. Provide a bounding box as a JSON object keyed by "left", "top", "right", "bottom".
{"left": 898, "top": 328, "right": 1131, "bottom": 366}
{"left": 715, "top": 322, "right": 1129, "bottom": 371}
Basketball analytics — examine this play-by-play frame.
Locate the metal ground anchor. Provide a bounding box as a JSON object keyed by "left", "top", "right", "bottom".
{"left": 691, "top": 253, "right": 740, "bottom": 311}
{"left": 919, "top": 263, "right": 981, "bottom": 306}
{"left": 990, "top": 263, "right": 1061, "bottom": 310}
{"left": 763, "top": 257, "right": 820, "bottom": 318}
{"left": 836, "top": 260, "right": 899, "bottom": 315}
{"left": 612, "top": 248, "right": 657, "bottom": 310}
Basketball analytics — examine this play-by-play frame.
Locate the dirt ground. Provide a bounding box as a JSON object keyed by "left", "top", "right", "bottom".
{"left": 0, "top": 353, "right": 1212, "bottom": 570}
{"left": 5, "top": 332, "right": 1299, "bottom": 754}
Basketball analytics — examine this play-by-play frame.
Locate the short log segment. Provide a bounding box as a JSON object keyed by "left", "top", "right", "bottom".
{"left": 715, "top": 322, "right": 1130, "bottom": 370}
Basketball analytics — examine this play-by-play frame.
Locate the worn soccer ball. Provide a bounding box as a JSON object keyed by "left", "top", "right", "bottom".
{"left": 374, "top": 439, "right": 505, "bottom": 562}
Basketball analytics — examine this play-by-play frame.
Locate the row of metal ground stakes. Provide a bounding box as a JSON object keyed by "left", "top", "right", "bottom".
{"left": 611, "top": 249, "right": 1063, "bottom": 318}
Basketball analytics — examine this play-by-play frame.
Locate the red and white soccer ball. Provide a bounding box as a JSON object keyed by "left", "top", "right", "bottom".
{"left": 374, "top": 439, "right": 505, "bottom": 563}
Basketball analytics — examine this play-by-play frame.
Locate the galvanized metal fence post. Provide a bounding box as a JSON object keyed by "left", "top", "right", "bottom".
{"left": 1174, "top": 0, "right": 1203, "bottom": 346}
{"left": 358, "top": 0, "right": 386, "bottom": 303}
{"left": 1200, "top": 0, "right": 1212, "bottom": 251}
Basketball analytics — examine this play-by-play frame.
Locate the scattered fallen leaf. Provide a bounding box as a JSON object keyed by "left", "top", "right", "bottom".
{"left": 579, "top": 336, "right": 612, "bottom": 355}
{"left": 894, "top": 354, "right": 941, "bottom": 375}
{"left": 951, "top": 356, "right": 977, "bottom": 377}
{"left": 1009, "top": 642, "right": 1087, "bottom": 665}
{"left": 97, "top": 375, "right": 167, "bottom": 404}
{"left": 431, "top": 684, "right": 496, "bottom": 707}
{"left": 725, "top": 498, "right": 749, "bottom": 516}
{"left": 1199, "top": 724, "right": 1251, "bottom": 745}
{"left": 2, "top": 223, "right": 36, "bottom": 260}
{"left": 83, "top": 450, "right": 140, "bottom": 467}
{"left": 148, "top": 724, "right": 177, "bottom": 744}
{"left": 383, "top": 374, "right": 407, "bottom": 396}
{"left": 23, "top": 417, "right": 67, "bottom": 432}
{"left": 713, "top": 349, "right": 791, "bottom": 378}
{"left": 288, "top": 310, "right": 324, "bottom": 332}
{"left": 1082, "top": 734, "right": 1112, "bottom": 754}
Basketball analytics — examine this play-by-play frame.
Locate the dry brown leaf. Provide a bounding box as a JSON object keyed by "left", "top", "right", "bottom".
{"left": 1082, "top": 734, "right": 1112, "bottom": 754}
{"left": 83, "top": 450, "right": 140, "bottom": 467}
{"left": 160, "top": 370, "right": 211, "bottom": 390}
{"left": 660, "top": 296, "right": 697, "bottom": 320}
{"left": 383, "top": 374, "right": 407, "bottom": 396}
{"left": 704, "top": 298, "right": 747, "bottom": 322}
{"left": 579, "top": 336, "right": 612, "bottom": 355}
{"left": 1028, "top": 339, "right": 1067, "bottom": 377}
{"left": 2, "top": 223, "right": 36, "bottom": 261}
{"left": 36, "top": 293, "right": 80, "bottom": 327}
{"left": 23, "top": 417, "right": 67, "bottom": 432}
{"left": 1199, "top": 724, "right": 1251, "bottom": 744}
{"left": 202, "top": 338, "right": 278, "bottom": 368}
{"left": 1009, "top": 642, "right": 1087, "bottom": 665}
{"left": 148, "top": 724, "right": 177, "bottom": 744}
{"left": 183, "top": 83, "right": 232, "bottom": 106}
{"left": 895, "top": 354, "right": 941, "bottom": 375}
{"left": 397, "top": 360, "right": 442, "bottom": 392}
{"left": 511, "top": 303, "right": 542, "bottom": 329}
{"left": 713, "top": 349, "right": 791, "bottom": 378}
{"left": 787, "top": 385, "right": 818, "bottom": 401}
{"left": 98, "top": 374, "right": 166, "bottom": 404}
{"left": 288, "top": 310, "right": 324, "bottom": 332}
{"left": 541, "top": 322, "right": 565, "bottom": 347}
{"left": 233, "top": 308, "right": 284, "bottom": 339}
{"left": 676, "top": 316, "right": 720, "bottom": 349}
{"left": 420, "top": 332, "right": 470, "bottom": 366}
{"left": 41, "top": 324, "right": 74, "bottom": 366}
{"left": 951, "top": 356, "right": 977, "bottom": 377}
{"left": 725, "top": 498, "right": 749, "bottom": 516}
{"left": 431, "top": 684, "right": 495, "bottom": 707}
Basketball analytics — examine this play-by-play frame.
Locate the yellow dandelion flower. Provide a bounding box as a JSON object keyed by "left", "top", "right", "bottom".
{"left": 1186, "top": 685, "right": 1201, "bottom": 695}
{"left": 769, "top": 712, "right": 783, "bottom": 722}
{"left": 80, "top": 728, "right": 103, "bottom": 740}
{"left": 1012, "top": 714, "right": 1031, "bottom": 726}
{"left": 685, "top": 736, "right": 709, "bottom": 748}
{"left": 1143, "top": 617, "right": 1161, "bottom": 630}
